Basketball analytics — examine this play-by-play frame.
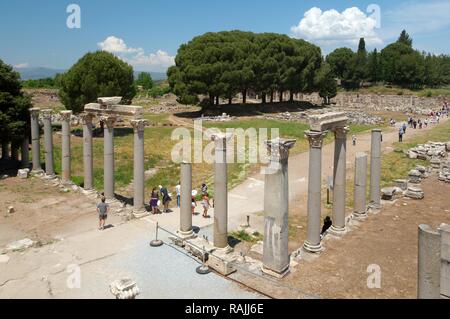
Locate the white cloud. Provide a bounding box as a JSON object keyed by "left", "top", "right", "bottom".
{"left": 291, "top": 7, "right": 383, "bottom": 46}
{"left": 97, "top": 36, "right": 175, "bottom": 72}
{"left": 14, "top": 63, "right": 29, "bottom": 69}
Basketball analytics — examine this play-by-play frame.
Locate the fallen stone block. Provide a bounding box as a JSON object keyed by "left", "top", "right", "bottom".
{"left": 7, "top": 206, "right": 14, "bottom": 214}
{"left": 110, "top": 278, "right": 140, "bottom": 299}
{"left": 405, "top": 186, "right": 424, "bottom": 200}
{"left": 17, "top": 169, "right": 29, "bottom": 179}
{"left": 394, "top": 179, "right": 408, "bottom": 191}
{"left": 6, "top": 238, "right": 34, "bottom": 252}
{"left": 408, "top": 170, "right": 422, "bottom": 184}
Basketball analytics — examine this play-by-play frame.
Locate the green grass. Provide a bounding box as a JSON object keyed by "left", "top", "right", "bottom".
{"left": 229, "top": 229, "right": 263, "bottom": 243}
{"left": 340, "top": 85, "right": 450, "bottom": 98}
{"left": 381, "top": 120, "right": 450, "bottom": 187}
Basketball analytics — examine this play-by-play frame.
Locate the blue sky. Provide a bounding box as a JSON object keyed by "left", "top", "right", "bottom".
{"left": 1, "top": 0, "right": 450, "bottom": 72}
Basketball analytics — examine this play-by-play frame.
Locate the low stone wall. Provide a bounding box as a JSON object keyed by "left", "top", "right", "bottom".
{"left": 300, "top": 92, "right": 444, "bottom": 115}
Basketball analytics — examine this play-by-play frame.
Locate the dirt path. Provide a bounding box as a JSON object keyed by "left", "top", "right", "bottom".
{"left": 226, "top": 119, "right": 448, "bottom": 229}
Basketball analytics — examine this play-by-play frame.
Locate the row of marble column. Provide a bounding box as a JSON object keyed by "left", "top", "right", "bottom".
{"left": 29, "top": 108, "right": 149, "bottom": 214}
{"left": 175, "top": 129, "right": 382, "bottom": 276}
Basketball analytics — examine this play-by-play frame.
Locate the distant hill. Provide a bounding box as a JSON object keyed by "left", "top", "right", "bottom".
{"left": 15, "top": 67, "right": 168, "bottom": 81}
{"left": 15, "top": 67, "right": 66, "bottom": 80}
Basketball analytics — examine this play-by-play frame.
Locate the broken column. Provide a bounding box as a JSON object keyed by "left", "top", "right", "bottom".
{"left": 212, "top": 133, "right": 231, "bottom": 250}
{"left": 103, "top": 116, "right": 116, "bottom": 200}
{"left": 262, "top": 138, "right": 296, "bottom": 278}
{"left": 60, "top": 111, "right": 72, "bottom": 183}
{"left": 42, "top": 109, "right": 55, "bottom": 177}
{"left": 369, "top": 129, "right": 382, "bottom": 210}
{"left": 178, "top": 161, "right": 194, "bottom": 239}
{"left": 330, "top": 126, "right": 349, "bottom": 235}
{"left": 21, "top": 136, "right": 29, "bottom": 168}
{"left": 418, "top": 224, "right": 441, "bottom": 299}
{"left": 30, "top": 108, "right": 42, "bottom": 172}
{"left": 303, "top": 131, "right": 327, "bottom": 253}
{"left": 352, "top": 153, "right": 368, "bottom": 220}
{"left": 81, "top": 113, "right": 94, "bottom": 191}
{"left": 131, "top": 119, "right": 148, "bottom": 217}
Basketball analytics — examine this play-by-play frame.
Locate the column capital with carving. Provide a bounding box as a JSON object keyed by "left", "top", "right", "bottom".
{"left": 305, "top": 130, "right": 328, "bottom": 149}
{"left": 41, "top": 109, "right": 53, "bottom": 120}
{"left": 333, "top": 126, "right": 350, "bottom": 139}
{"left": 265, "top": 138, "right": 297, "bottom": 163}
{"left": 131, "top": 119, "right": 149, "bottom": 132}
{"left": 100, "top": 116, "right": 117, "bottom": 128}
{"left": 60, "top": 110, "right": 73, "bottom": 122}
{"left": 29, "top": 108, "right": 40, "bottom": 120}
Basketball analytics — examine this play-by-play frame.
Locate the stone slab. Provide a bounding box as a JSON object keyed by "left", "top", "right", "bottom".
{"left": 309, "top": 112, "right": 349, "bottom": 132}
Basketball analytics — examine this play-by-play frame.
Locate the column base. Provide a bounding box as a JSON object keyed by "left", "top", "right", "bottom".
{"left": 213, "top": 245, "right": 233, "bottom": 255}
{"left": 303, "top": 241, "right": 323, "bottom": 253}
{"left": 177, "top": 229, "right": 197, "bottom": 240}
{"left": 261, "top": 265, "right": 290, "bottom": 279}
{"left": 43, "top": 174, "right": 57, "bottom": 180}
{"left": 132, "top": 209, "right": 149, "bottom": 219}
{"left": 367, "top": 202, "right": 381, "bottom": 214}
{"left": 328, "top": 225, "right": 347, "bottom": 237}
{"left": 352, "top": 212, "right": 368, "bottom": 221}
{"left": 31, "top": 169, "right": 44, "bottom": 176}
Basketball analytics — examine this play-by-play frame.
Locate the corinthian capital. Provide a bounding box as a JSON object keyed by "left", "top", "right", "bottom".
{"left": 60, "top": 110, "right": 73, "bottom": 122}
{"left": 131, "top": 119, "right": 149, "bottom": 132}
{"left": 334, "top": 126, "right": 350, "bottom": 139}
{"left": 265, "top": 138, "right": 296, "bottom": 163}
{"left": 29, "top": 108, "right": 40, "bottom": 120}
{"left": 41, "top": 109, "right": 53, "bottom": 120}
{"left": 100, "top": 116, "right": 116, "bottom": 128}
{"left": 80, "top": 112, "right": 94, "bottom": 125}
{"left": 305, "top": 130, "right": 327, "bottom": 149}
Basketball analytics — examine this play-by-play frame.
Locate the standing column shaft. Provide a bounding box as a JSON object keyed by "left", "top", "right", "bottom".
{"left": 30, "top": 108, "right": 42, "bottom": 171}
{"left": 369, "top": 129, "right": 382, "bottom": 209}
{"left": 82, "top": 114, "right": 94, "bottom": 190}
{"left": 103, "top": 117, "right": 116, "bottom": 200}
{"left": 61, "top": 111, "right": 72, "bottom": 183}
{"left": 304, "top": 131, "right": 327, "bottom": 253}
{"left": 441, "top": 224, "right": 450, "bottom": 299}
{"left": 212, "top": 134, "right": 230, "bottom": 249}
{"left": 21, "top": 136, "right": 30, "bottom": 168}
{"left": 179, "top": 161, "right": 194, "bottom": 238}
{"left": 331, "top": 127, "right": 349, "bottom": 233}
{"left": 42, "top": 109, "right": 55, "bottom": 176}
{"left": 353, "top": 153, "right": 368, "bottom": 218}
{"left": 417, "top": 225, "right": 441, "bottom": 299}
{"left": 131, "top": 120, "right": 148, "bottom": 213}
{"left": 262, "top": 139, "right": 296, "bottom": 276}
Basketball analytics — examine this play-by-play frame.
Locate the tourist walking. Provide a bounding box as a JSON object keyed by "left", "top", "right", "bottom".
{"left": 399, "top": 126, "right": 404, "bottom": 142}
{"left": 150, "top": 188, "right": 160, "bottom": 214}
{"left": 191, "top": 190, "right": 197, "bottom": 215}
{"left": 160, "top": 185, "right": 172, "bottom": 213}
{"left": 201, "top": 192, "right": 211, "bottom": 218}
{"left": 402, "top": 123, "right": 407, "bottom": 134}
{"left": 96, "top": 197, "right": 109, "bottom": 230}
{"left": 201, "top": 183, "right": 208, "bottom": 195}
{"left": 175, "top": 181, "right": 181, "bottom": 207}
{"left": 352, "top": 135, "right": 356, "bottom": 146}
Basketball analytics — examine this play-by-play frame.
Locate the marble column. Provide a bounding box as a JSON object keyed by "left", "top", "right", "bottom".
{"left": 262, "top": 139, "right": 296, "bottom": 278}
{"left": 81, "top": 113, "right": 94, "bottom": 190}
{"left": 42, "top": 109, "right": 55, "bottom": 176}
{"left": 352, "top": 153, "right": 368, "bottom": 220}
{"left": 131, "top": 119, "right": 148, "bottom": 216}
{"left": 330, "top": 127, "right": 349, "bottom": 235}
{"left": 441, "top": 224, "right": 450, "bottom": 299}
{"left": 60, "top": 111, "right": 72, "bottom": 183}
{"left": 21, "top": 136, "right": 30, "bottom": 168}
{"left": 303, "top": 131, "right": 327, "bottom": 253}
{"left": 417, "top": 224, "right": 441, "bottom": 299}
{"left": 102, "top": 116, "right": 116, "bottom": 200}
{"left": 179, "top": 161, "right": 194, "bottom": 239}
{"left": 212, "top": 133, "right": 232, "bottom": 250}
{"left": 30, "top": 108, "right": 42, "bottom": 172}
{"left": 369, "top": 129, "right": 382, "bottom": 210}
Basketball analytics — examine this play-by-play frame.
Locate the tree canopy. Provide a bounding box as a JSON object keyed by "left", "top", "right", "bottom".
{"left": 326, "top": 30, "right": 450, "bottom": 89}
{"left": 59, "top": 51, "right": 136, "bottom": 113}
{"left": 135, "top": 72, "right": 154, "bottom": 90}
{"left": 0, "top": 59, "right": 32, "bottom": 146}
{"left": 168, "top": 31, "right": 323, "bottom": 105}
